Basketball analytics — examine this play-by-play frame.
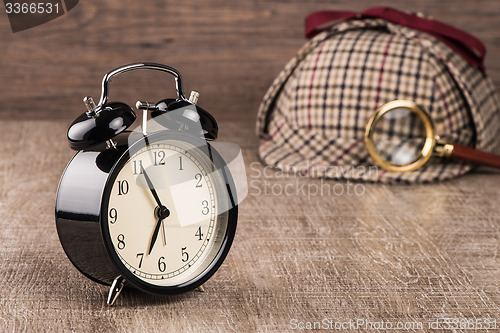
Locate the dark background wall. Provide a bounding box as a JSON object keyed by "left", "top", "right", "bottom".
{"left": 0, "top": 0, "right": 499, "bottom": 123}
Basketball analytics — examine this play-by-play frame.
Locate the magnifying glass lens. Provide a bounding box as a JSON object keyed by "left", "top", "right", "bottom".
{"left": 372, "top": 107, "right": 427, "bottom": 166}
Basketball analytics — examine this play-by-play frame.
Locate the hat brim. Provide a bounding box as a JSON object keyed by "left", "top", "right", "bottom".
{"left": 259, "top": 134, "right": 473, "bottom": 183}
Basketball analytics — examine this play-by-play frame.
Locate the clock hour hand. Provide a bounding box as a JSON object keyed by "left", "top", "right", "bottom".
{"left": 141, "top": 166, "right": 164, "bottom": 208}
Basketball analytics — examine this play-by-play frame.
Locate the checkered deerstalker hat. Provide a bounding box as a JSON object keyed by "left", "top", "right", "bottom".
{"left": 256, "top": 7, "right": 500, "bottom": 183}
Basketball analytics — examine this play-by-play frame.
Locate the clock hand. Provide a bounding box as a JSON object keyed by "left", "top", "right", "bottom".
{"left": 148, "top": 217, "right": 163, "bottom": 255}
{"left": 161, "top": 221, "right": 166, "bottom": 246}
{"left": 148, "top": 206, "right": 170, "bottom": 255}
{"left": 141, "top": 166, "right": 171, "bottom": 255}
{"left": 141, "top": 166, "right": 164, "bottom": 208}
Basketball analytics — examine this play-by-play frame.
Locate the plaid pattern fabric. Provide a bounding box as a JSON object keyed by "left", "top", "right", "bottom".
{"left": 256, "top": 18, "right": 500, "bottom": 183}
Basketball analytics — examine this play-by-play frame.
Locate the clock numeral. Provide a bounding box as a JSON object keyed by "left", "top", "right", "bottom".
{"left": 117, "top": 234, "right": 125, "bottom": 250}
{"left": 158, "top": 256, "right": 166, "bottom": 272}
{"left": 181, "top": 247, "right": 189, "bottom": 262}
{"left": 178, "top": 156, "right": 183, "bottom": 170}
{"left": 201, "top": 200, "right": 209, "bottom": 215}
{"left": 133, "top": 160, "right": 144, "bottom": 175}
{"left": 117, "top": 180, "right": 129, "bottom": 195}
{"left": 154, "top": 151, "right": 166, "bottom": 166}
{"left": 109, "top": 208, "right": 118, "bottom": 224}
{"left": 195, "top": 173, "right": 203, "bottom": 187}
{"left": 136, "top": 253, "right": 144, "bottom": 268}
{"left": 195, "top": 226, "right": 204, "bottom": 240}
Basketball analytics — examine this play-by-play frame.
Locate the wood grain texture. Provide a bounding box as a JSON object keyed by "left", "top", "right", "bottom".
{"left": 0, "top": 119, "right": 498, "bottom": 332}
{"left": 0, "top": 0, "right": 499, "bottom": 122}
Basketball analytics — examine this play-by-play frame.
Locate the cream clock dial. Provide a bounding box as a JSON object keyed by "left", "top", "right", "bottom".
{"left": 106, "top": 139, "right": 223, "bottom": 286}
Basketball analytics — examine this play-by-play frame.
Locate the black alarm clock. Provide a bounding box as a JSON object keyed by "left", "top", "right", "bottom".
{"left": 55, "top": 63, "right": 238, "bottom": 305}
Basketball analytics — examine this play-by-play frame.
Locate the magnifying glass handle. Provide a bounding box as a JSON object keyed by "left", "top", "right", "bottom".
{"left": 450, "top": 143, "right": 500, "bottom": 169}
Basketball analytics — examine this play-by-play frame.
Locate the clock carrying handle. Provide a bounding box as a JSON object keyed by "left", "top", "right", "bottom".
{"left": 68, "top": 63, "right": 194, "bottom": 150}
{"left": 96, "top": 62, "right": 188, "bottom": 110}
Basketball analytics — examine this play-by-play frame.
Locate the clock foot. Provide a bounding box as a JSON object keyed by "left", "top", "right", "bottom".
{"left": 197, "top": 285, "right": 205, "bottom": 292}
{"left": 107, "top": 275, "right": 125, "bottom": 306}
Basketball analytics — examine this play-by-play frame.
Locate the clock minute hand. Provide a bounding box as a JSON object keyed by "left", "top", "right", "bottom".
{"left": 148, "top": 217, "right": 163, "bottom": 255}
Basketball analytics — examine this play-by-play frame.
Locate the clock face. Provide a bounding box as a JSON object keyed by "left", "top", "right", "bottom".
{"left": 101, "top": 133, "right": 235, "bottom": 292}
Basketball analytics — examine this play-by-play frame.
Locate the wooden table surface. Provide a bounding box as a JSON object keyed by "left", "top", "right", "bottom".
{"left": 0, "top": 120, "right": 498, "bottom": 332}
{"left": 1, "top": 0, "right": 500, "bottom": 332}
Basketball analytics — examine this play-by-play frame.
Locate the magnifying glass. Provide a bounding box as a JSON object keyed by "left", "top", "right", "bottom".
{"left": 364, "top": 100, "right": 500, "bottom": 172}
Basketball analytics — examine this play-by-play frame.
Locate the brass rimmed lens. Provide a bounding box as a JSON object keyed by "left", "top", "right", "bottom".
{"left": 364, "top": 100, "right": 436, "bottom": 172}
